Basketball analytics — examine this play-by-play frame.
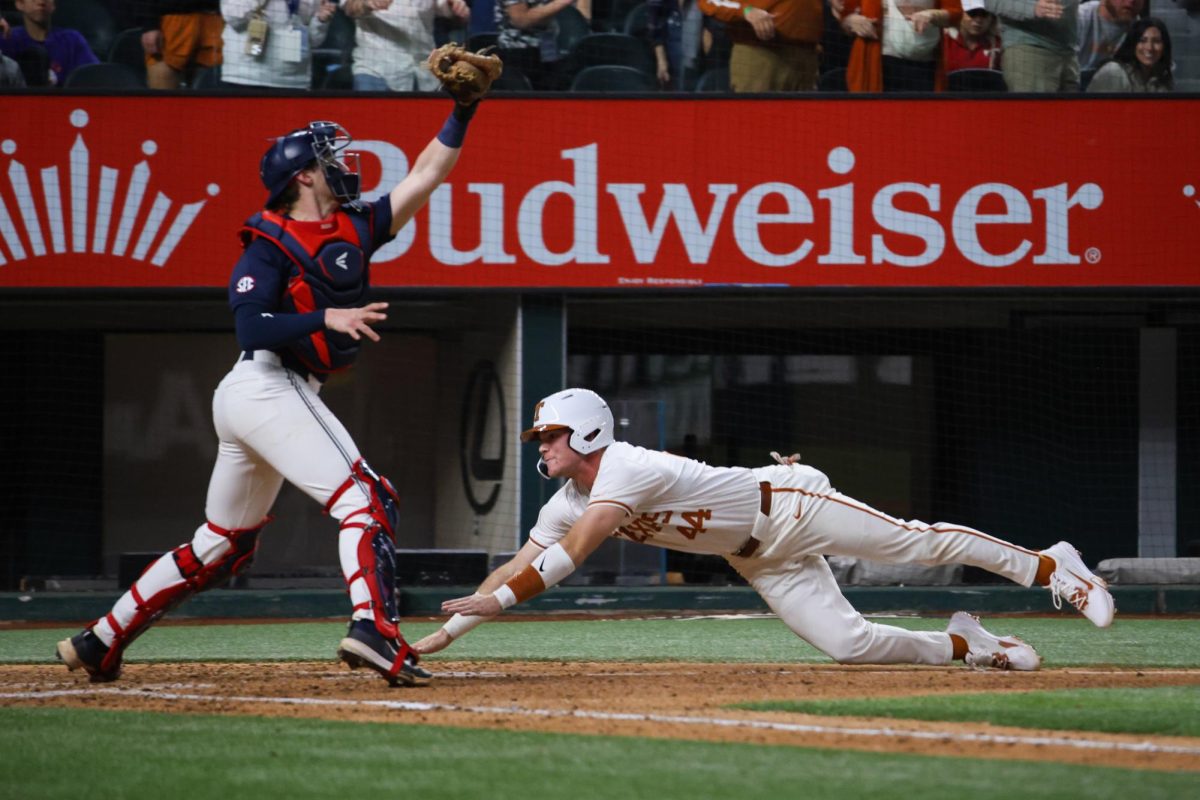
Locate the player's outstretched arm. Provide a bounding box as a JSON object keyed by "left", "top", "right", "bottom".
{"left": 441, "top": 505, "right": 626, "bottom": 617}
{"left": 413, "top": 538, "right": 546, "bottom": 654}
{"left": 387, "top": 129, "right": 463, "bottom": 236}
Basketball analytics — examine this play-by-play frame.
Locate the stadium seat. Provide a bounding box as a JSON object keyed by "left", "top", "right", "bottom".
{"left": 106, "top": 27, "right": 147, "bottom": 82}
{"left": 320, "top": 63, "right": 355, "bottom": 91}
{"left": 623, "top": 2, "right": 649, "bottom": 38}
{"left": 556, "top": 6, "right": 593, "bottom": 56}
{"left": 311, "top": 11, "right": 355, "bottom": 85}
{"left": 62, "top": 62, "right": 145, "bottom": 89}
{"left": 694, "top": 66, "right": 729, "bottom": 92}
{"left": 492, "top": 64, "right": 534, "bottom": 91}
{"left": 568, "top": 32, "right": 656, "bottom": 78}
{"left": 189, "top": 65, "right": 225, "bottom": 90}
{"left": 594, "top": 0, "right": 644, "bottom": 33}
{"left": 570, "top": 64, "right": 657, "bottom": 91}
{"left": 947, "top": 68, "right": 1007, "bottom": 92}
{"left": 52, "top": 0, "right": 118, "bottom": 61}
{"left": 818, "top": 67, "right": 847, "bottom": 92}
{"left": 467, "top": 32, "right": 500, "bottom": 52}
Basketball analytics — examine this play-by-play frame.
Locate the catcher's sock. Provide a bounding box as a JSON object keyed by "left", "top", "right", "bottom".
{"left": 1034, "top": 554, "right": 1055, "bottom": 586}
{"left": 950, "top": 634, "right": 968, "bottom": 660}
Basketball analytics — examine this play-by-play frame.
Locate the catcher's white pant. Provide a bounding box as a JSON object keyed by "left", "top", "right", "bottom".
{"left": 93, "top": 354, "right": 381, "bottom": 646}
{"left": 727, "top": 464, "right": 1041, "bottom": 665}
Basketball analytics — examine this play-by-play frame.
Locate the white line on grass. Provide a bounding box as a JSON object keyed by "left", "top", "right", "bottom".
{"left": 4, "top": 687, "right": 1200, "bottom": 756}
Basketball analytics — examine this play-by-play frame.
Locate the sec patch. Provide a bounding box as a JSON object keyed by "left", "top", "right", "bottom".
{"left": 236, "top": 276, "right": 256, "bottom": 293}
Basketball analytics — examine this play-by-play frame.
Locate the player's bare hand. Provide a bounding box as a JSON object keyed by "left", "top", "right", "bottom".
{"left": 744, "top": 7, "right": 776, "bottom": 41}
{"left": 828, "top": 0, "right": 845, "bottom": 17}
{"left": 325, "top": 302, "right": 388, "bottom": 342}
{"left": 442, "top": 592, "right": 502, "bottom": 617}
{"left": 141, "top": 29, "right": 163, "bottom": 56}
{"left": 1034, "top": 0, "right": 1062, "bottom": 19}
{"left": 413, "top": 629, "right": 453, "bottom": 655}
{"left": 841, "top": 13, "right": 879, "bottom": 39}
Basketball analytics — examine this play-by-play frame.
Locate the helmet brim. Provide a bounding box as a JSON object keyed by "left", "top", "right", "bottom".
{"left": 520, "top": 424, "right": 570, "bottom": 442}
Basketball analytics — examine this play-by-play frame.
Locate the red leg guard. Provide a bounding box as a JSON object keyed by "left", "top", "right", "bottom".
{"left": 99, "top": 518, "right": 270, "bottom": 672}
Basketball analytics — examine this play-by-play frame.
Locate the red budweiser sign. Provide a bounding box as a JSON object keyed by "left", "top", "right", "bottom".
{"left": 1, "top": 96, "right": 1197, "bottom": 288}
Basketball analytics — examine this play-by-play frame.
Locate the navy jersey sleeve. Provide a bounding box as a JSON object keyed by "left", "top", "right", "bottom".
{"left": 229, "top": 238, "right": 324, "bottom": 351}
{"left": 366, "top": 198, "right": 395, "bottom": 255}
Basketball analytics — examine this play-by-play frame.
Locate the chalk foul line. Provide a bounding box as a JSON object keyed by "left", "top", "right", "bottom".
{"left": 3, "top": 687, "right": 1199, "bottom": 757}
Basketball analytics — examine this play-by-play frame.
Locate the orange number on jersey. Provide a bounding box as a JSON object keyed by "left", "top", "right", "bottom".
{"left": 675, "top": 509, "right": 712, "bottom": 540}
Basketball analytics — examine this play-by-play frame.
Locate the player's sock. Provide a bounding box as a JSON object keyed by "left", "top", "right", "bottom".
{"left": 949, "top": 633, "right": 968, "bottom": 660}
{"left": 1034, "top": 554, "right": 1055, "bottom": 586}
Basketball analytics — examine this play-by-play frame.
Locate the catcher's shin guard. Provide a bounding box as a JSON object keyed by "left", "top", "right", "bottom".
{"left": 94, "top": 519, "right": 269, "bottom": 676}
{"left": 330, "top": 459, "right": 405, "bottom": 639}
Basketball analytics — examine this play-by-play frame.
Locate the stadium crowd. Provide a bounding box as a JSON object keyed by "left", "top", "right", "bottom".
{"left": 0, "top": 0, "right": 1194, "bottom": 91}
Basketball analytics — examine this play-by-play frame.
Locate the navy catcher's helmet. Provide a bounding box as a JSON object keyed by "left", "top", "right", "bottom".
{"left": 260, "top": 121, "right": 362, "bottom": 208}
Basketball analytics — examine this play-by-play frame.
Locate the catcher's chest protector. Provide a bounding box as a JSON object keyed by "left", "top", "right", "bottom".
{"left": 240, "top": 209, "right": 374, "bottom": 374}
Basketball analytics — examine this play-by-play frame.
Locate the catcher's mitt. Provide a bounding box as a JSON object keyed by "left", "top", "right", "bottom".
{"left": 428, "top": 44, "right": 504, "bottom": 105}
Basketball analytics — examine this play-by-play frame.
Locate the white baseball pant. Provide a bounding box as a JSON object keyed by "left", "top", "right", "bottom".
{"left": 93, "top": 354, "right": 383, "bottom": 647}
{"left": 728, "top": 464, "right": 1041, "bottom": 665}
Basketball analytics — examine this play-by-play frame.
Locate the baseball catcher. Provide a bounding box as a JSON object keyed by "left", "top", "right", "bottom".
{"left": 56, "top": 55, "right": 496, "bottom": 689}
{"left": 428, "top": 43, "right": 503, "bottom": 105}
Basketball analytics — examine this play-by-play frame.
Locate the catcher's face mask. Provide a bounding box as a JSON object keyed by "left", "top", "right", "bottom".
{"left": 308, "top": 121, "right": 362, "bottom": 204}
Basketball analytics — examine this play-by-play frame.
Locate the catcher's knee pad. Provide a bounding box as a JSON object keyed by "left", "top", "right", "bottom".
{"left": 100, "top": 518, "right": 269, "bottom": 672}
{"left": 327, "top": 458, "right": 400, "bottom": 537}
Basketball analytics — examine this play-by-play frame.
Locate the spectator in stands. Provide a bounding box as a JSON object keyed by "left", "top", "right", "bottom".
{"left": 839, "top": 0, "right": 963, "bottom": 91}
{"left": 988, "top": 0, "right": 1079, "bottom": 92}
{"left": 650, "top": 0, "right": 686, "bottom": 88}
{"left": 495, "top": 0, "right": 590, "bottom": 90}
{"left": 0, "top": 0, "right": 98, "bottom": 87}
{"left": 1077, "top": 0, "right": 1142, "bottom": 76}
{"left": 1087, "top": 15, "right": 1171, "bottom": 91}
{"left": 648, "top": 0, "right": 714, "bottom": 89}
{"left": 943, "top": 0, "right": 1001, "bottom": 71}
{"left": 699, "top": 0, "right": 824, "bottom": 91}
{"left": 1, "top": 52, "right": 27, "bottom": 87}
{"left": 220, "top": 0, "right": 337, "bottom": 89}
{"left": 345, "top": 0, "right": 471, "bottom": 92}
{"left": 130, "top": 1, "right": 224, "bottom": 89}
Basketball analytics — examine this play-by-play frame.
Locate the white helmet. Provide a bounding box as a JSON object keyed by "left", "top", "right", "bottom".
{"left": 520, "top": 388, "right": 614, "bottom": 455}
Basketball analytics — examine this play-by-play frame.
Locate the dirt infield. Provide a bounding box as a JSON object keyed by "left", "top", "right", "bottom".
{"left": 4, "top": 660, "right": 1199, "bottom": 772}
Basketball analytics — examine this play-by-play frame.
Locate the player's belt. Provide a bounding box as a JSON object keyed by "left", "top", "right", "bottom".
{"left": 240, "top": 350, "right": 315, "bottom": 383}
{"left": 731, "top": 482, "right": 772, "bottom": 558}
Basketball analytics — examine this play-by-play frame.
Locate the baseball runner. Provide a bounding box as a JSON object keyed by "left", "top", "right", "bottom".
{"left": 56, "top": 47, "right": 502, "bottom": 687}
{"left": 419, "top": 388, "right": 1115, "bottom": 669}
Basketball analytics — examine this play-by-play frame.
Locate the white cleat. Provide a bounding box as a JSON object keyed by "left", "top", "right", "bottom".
{"left": 947, "top": 612, "right": 1042, "bottom": 671}
{"left": 1041, "top": 541, "right": 1115, "bottom": 628}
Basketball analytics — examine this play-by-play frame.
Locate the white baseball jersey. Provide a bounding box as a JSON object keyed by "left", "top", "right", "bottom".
{"left": 529, "top": 442, "right": 761, "bottom": 555}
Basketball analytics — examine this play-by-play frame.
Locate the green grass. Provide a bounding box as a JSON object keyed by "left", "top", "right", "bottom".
{"left": 736, "top": 686, "right": 1200, "bottom": 737}
{"left": 1, "top": 707, "right": 1197, "bottom": 800}
{"left": 2, "top": 616, "right": 1199, "bottom": 667}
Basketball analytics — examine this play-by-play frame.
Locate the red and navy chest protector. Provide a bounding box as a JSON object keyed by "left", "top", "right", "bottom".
{"left": 239, "top": 208, "right": 375, "bottom": 375}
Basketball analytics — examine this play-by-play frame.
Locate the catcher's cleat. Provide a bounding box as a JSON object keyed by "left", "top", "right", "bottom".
{"left": 337, "top": 620, "right": 432, "bottom": 687}
{"left": 56, "top": 629, "right": 122, "bottom": 683}
{"left": 947, "top": 612, "right": 1041, "bottom": 671}
{"left": 1041, "top": 541, "right": 1115, "bottom": 628}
